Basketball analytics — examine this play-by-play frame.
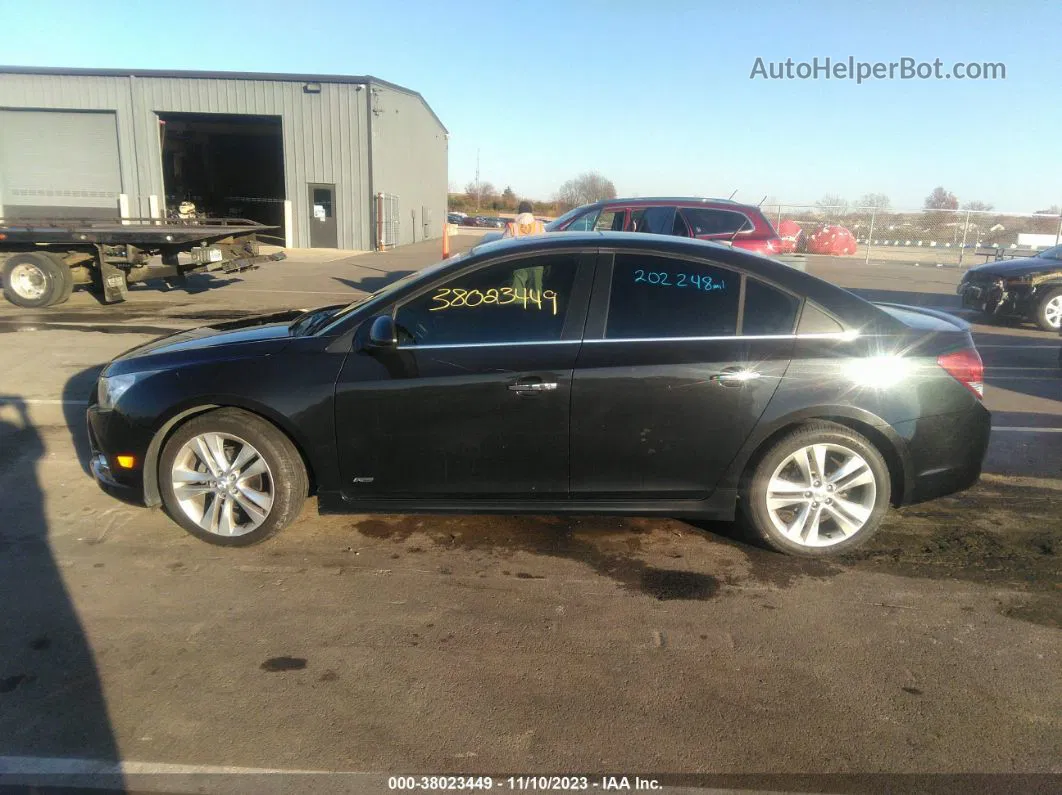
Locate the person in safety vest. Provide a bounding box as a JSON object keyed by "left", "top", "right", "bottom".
{"left": 504, "top": 201, "right": 546, "bottom": 238}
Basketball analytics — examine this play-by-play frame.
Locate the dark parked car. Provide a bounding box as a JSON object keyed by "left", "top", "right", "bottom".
{"left": 88, "top": 233, "right": 990, "bottom": 557}
{"left": 958, "top": 244, "right": 1062, "bottom": 331}
{"left": 544, "top": 197, "right": 783, "bottom": 256}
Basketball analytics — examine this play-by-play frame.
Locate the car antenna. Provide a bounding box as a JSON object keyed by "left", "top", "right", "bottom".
{"left": 757, "top": 194, "right": 767, "bottom": 207}
{"left": 728, "top": 190, "right": 738, "bottom": 200}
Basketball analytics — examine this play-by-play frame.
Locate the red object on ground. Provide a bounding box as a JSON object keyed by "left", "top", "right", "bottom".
{"left": 806, "top": 224, "right": 858, "bottom": 256}
{"left": 776, "top": 219, "right": 804, "bottom": 254}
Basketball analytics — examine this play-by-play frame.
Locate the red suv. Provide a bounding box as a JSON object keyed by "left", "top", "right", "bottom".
{"left": 545, "top": 197, "right": 782, "bottom": 256}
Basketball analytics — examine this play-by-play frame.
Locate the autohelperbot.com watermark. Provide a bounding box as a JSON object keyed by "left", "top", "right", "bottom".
{"left": 750, "top": 56, "right": 1006, "bottom": 83}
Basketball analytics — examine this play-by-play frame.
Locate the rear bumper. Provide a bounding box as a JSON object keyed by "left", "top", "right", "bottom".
{"left": 894, "top": 404, "right": 991, "bottom": 505}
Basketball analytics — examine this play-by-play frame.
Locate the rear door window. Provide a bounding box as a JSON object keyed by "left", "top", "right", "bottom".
{"left": 742, "top": 278, "right": 801, "bottom": 335}
{"left": 680, "top": 208, "right": 753, "bottom": 236}
{"left": 606, "top": 254, "right": 740, "bottom": 339}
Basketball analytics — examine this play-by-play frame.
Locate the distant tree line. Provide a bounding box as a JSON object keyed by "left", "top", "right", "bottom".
{"left": 448, "top": 171, "right": 618, "bottom": 216}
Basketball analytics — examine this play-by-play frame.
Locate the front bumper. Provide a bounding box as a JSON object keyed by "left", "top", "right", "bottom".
{"left": 957, "top": 278, "right": 1035, "bottom": 319}
{"left": 86, "top": 404, "right": 147, "bottom": 498}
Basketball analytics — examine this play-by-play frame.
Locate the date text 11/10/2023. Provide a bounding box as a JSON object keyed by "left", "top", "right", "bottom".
{"left": 387, "top": 775, "right": 662, "bottom": 790}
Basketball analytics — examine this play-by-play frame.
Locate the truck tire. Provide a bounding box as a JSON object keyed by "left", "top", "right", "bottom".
{"left": 1, "top": 252, "right": 70, "bottom": 308}
{"left": 47, "top": 254, "right": 75, "bottom": 304}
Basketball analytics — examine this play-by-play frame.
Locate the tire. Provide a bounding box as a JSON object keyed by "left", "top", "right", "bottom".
{"left": 739, "top": 421, "right": 892, "bottom": 557}
{"left": 1, "top": 252, "right": 69, "bottom": 308}
{"left": 1034, "top": 288, "right": 1062, "bottom": 332}
{"left": 159, "top": 408, "right": 308, "bottom": 546}
{"left": 48, "top": 254, "right": 75, "bottom": 305}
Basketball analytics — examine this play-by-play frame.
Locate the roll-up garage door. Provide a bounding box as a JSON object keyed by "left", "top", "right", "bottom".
{"left": 0, "top": 109, "right": 122, "bottom": 219}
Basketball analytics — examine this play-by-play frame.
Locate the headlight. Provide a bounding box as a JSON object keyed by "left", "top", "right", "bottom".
{"left": 97, "top": 373, "right": 144, "bottom": 410}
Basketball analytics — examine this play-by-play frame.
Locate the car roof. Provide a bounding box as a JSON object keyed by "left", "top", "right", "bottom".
{"left": 572, "top": 196, "right": 764, "bottom": 213}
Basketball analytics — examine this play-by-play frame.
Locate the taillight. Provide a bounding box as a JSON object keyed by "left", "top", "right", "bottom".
{"left": 937, "top": 348, "right": 984, "bottom": 398}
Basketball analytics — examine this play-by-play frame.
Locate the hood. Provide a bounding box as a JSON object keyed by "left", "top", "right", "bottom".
{"left": 966, "top": 255, "right": 1062, "bottom": 279}
{"left": 105, "top": 309, "right": 306, "bottom": 375}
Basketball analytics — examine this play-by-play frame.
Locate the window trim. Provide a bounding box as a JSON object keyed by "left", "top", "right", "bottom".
{"left": 390, "top": 249, "right": 593, "bottom": 348}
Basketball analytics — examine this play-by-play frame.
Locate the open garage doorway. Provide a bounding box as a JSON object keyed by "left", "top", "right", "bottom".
{"left": 158, "top": 112, "right": 285, "bottom": 242}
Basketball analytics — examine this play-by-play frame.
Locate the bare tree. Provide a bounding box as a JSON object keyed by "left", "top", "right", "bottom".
{"left": 816, "top": 194, "right": 849, "bottom": 217}
{"left": 857, "top": 193, "right": 891, "bottom": 210}
{"left": 465, "top": 180, "right": 497, "bottom": 211}
{"left": 924, "top": 186, "right": 959, "bottom": 210}
{"left": 555, "top": 172, "right": 617, "bottom": 208}
{"left": 961, "top": 200, "right": 994, "bottom": 212}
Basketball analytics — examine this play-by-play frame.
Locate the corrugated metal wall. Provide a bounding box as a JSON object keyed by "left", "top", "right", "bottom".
{"left": 0, "top": 72, "right": 453, "bottom": 250}
{"left": 370, "top": 85, "right": 449, "bottom": 245}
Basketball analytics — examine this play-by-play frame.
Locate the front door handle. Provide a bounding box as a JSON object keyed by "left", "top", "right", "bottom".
{"left": 709, "top": 368, "right": 762, "bottom": 387}
{"left": 508, "top": 381, "right": 558, "bottom": 394}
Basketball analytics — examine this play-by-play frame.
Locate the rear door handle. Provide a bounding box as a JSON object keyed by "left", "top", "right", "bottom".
{"left": 710, "top": 368, "right": 761, "bottom": 387}
{"left": 508, "top": 381, "right": 558, "bottom": 394}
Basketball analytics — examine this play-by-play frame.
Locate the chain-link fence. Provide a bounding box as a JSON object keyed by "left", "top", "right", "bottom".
{"left": 766, "top": 204, "right": 1062, "bottom": 267}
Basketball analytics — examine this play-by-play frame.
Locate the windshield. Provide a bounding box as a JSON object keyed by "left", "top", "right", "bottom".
{"left": 544, "top": 205, "right": 593, "bottom": 231}
{"left": 314, "top": 255, "right": 463, "bottom": 333}
{"left": 1036, "top": 244, "right": 1062, "bottom": 260}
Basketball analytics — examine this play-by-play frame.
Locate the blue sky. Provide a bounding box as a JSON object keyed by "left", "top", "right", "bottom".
{"left": 4, "top": 0, "right": 1059, "bottom": 211}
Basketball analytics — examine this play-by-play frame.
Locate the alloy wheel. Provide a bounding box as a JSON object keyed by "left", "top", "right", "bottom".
{"left": 170, "top": 432, "right": 274, "bottom": 537}
{"left": 764, "top": 443, "right": 878, "bottom": 548}
{"left": 1044, "top": 295, "right": 1062, "bottom": 329}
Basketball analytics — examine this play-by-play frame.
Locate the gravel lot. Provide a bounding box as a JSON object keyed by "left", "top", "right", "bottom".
{"left": 0, "top": 238, "right": 1058, "bottom": 791}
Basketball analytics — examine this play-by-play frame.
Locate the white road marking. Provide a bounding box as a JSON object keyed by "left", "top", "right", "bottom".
{"left": 976, "top": 344, "right": 1060, "bottom": 349}
{"left": 224, "top": 288, "right": 363, "bottom": 296}
{"left": 992, "top": 426, "right": 1062, "bottom": 433}
{"left": 8, "top": 399, "right": 90, "bottom": 406}
{"left": 0, "top": 755, "right": 325, "bottom": 775}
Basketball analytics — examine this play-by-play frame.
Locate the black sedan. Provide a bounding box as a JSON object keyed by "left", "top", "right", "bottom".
{"left": 87, "top": 233, "right": 991, "bottom": 557}
{"left": 958, "top": 244, "right": 1062, "bottom": 331}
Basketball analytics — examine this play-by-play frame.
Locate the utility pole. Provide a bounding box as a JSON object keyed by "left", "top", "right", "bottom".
{"left": 475, "top": 149, "right": 481, "bottom": 212}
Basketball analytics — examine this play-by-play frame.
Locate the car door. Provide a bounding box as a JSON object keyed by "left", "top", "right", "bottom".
{"left": 570, "top": 249, "right": 800, "bottom": 499}
{"left": 333, "top": 250, "right": 594, "bottom": 501}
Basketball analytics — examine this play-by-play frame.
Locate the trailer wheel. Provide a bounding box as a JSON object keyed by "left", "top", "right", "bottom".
{"left": 48, "top": 254, "right": 75, "bottom": 305}
{"left": 1, "top": 252, "right": 70, "bottom": 308}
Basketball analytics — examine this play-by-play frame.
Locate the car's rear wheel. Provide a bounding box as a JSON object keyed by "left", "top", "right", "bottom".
{"left": 1034, "top": 289, "right": 1062, "bottom": 331}
{"left": 741, "top": 422, "right": 891, "bottom": 557}
{"left": 159, "top": 408, "right": 308, "bottom": 546}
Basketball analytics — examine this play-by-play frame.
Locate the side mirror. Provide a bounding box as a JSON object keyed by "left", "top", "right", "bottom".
{"left": 366, "top": 314, "right": 397, "bottom": 350}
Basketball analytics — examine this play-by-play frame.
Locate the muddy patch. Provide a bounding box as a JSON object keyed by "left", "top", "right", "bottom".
{"left": 354, "top": 514, "right": 724, "bottom": 601}
{"left": 260, "top": 656, "right": 307, "bottom": 672}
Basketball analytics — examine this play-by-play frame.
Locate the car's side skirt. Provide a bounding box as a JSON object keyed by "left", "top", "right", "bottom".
{"left": 316, "top": 489, "right": 739, "bottom": 521}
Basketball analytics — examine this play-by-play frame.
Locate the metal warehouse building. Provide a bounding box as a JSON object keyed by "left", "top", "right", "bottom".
{"left": 0, "top": 66, "right": 448, "bottom": 250}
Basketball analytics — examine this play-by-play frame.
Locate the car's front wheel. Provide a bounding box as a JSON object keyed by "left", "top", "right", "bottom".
{"left": 1034, "top": 289, "right": 1062, "bottom": 332}
{"left": 740, "top": 422, "right": 891, "bottom": 557}
{"left": 159, "top": 408, "right": 308, "bottom": 546}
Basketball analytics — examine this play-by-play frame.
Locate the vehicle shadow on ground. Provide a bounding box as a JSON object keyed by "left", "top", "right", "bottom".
{"left": 349, "top": 513, "right": 840, "bottom": 601}
{"left": 332, "top": 271, "right": 414, "bottom": 295}
{"left": 0, "top": 395, "right": 124, "bottom": 790}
